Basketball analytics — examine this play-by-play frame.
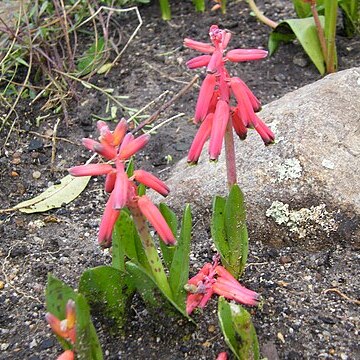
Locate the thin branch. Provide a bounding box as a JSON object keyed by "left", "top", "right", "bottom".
{"left": 247, "top": 0, "right": 278, "bottom": 29}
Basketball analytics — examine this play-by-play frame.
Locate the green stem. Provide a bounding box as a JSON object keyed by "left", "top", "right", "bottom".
{"left": 224, "top": 118, "right": 237, "bottom": 188}
{"left": 246, "top": 0, "right": 278, "bottom": 29}
{"left": 159, "top": 0, "right": 171, "bottom": 20}
{"left": 129, "top": 204, "right": 173, "bottom": 298}
{"left": 193, "top": 0, "right": 205, "bottom": 12}
{"left": 324, "top": 0, "right": 338, "bottom": 73}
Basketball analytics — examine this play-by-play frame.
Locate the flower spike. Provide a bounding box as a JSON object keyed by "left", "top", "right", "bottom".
{"left": 185, "top": 25, "right": 273, "bottom": 162}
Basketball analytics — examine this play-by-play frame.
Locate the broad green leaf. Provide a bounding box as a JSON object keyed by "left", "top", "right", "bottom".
{"left": 218, "top": 297, "right": 260, "bottom": 360}
{"left": 45, "top": 275, "right": 103, "bottom": 360}
{"left": 224, "top": 184, "right": 248, "bottom": 278}
{"left": 269, "top": 17, "right": 326, "bottom": 74}
{"left": 169, "top": 204, "right": 191, "bottom": 307}
{"left": 112, "top": 211, "right": 150, "bottom": 271}
{"left": 78, "top": 266, "right": 134, "bottom": 330}
{"left": 15, "top": 175, "right": 91, "bottom": 213}
{"left": 211, "top": 196, "right": 230, "bottom": 268}
{"left": 159, "top": 203, "right": 178, "bottom": 269}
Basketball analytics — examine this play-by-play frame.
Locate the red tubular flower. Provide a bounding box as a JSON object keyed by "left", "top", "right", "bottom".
{"left": 69, "top": 164, "right": 113, "bottom": 177}
{"left": 82, "top": 138, "right": 98, "bottom": 151}
{"left": 231, "top": 77, "right": 261, "bottom": 112}
{"left": 226, "top": 49, "right": 268, "bottom": 62}
{"left": 253, "top": 114, "right": 275, "bottom": 145}
{"left": 217, "top": 352, "right": 228, "bottom": 360}
{"left": 93, "top": 142, "right": 117, "bottom": 160}
{"left": 98, "top": 192, "right": 120, "bottom": 247}
{"left": 209, "top": 100, "right": 229, "bottom": 160}
{"left": 113, "top": 161, "right": 128, "bottom": 210}
{"left": 137, "top": 195, "right": 176, "bottom": 245}
{"left": 45, "top": 299, "right": 76, "bottom": 344}
{"left": 186, "top": 55, "right": 211, "bottom": 69}
{"left": 183, "top": 38, "right": 215, "bottom": 53}
{"left": 104, "top": 170, "right": 117, "bottom": 193}
{"left": 133, "top": 170, "right": 170, "bottom": 197}
{"left": 194, "top": 74, "right": 217, "bottom": 123}
{"left": 57, "top": 350, "right": 75, "bottom": 360}
{"left": 112, "top": 118, "right": 127, "bottom": 146}
{"left": 207, "top": 50, "right": 223, "bottom": 74}
{"left": 118, "top": 134, "right": 150, "bottom": 160}
{"left": 188, "top": 113, "right": 213, "bottom": 164}
{"left": 97, "top": 121, "right": 114, "bottom": 144}
{"left": 231, "top": 107, "right": 248, "bottom": 140}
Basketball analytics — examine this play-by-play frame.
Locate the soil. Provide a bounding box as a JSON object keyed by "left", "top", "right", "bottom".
{"left": 1, "top": 1, "right": 359, "bottom": 360}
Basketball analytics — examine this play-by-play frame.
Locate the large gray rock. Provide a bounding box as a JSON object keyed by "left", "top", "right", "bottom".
{"left": 160, "top": 68, "right": 360, "bottom": 249}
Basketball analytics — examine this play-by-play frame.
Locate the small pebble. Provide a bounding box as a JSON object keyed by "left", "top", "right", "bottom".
{"left": 293, "top": 53, "right": 309, "bottom": 68}
{"left": 0, "top": 281, "right": 4, "bottom": 290}
{"left": 32, "top": 171, "right": 41, "bottom": 179}
{"left": 279, "top": 255, "right": 292, "bottom": 264}
{"left": 11, "top": 158, "right": 21, "bottom": 165}
{"left": 277, "top": 332, "right": 285, "bottom": 343}
{"left": 208, "top": 324, "right": 216, "bottom": 333}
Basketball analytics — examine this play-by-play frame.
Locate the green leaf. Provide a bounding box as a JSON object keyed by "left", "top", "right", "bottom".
{"left": 268, "top": 32, "right": 296, "bottom": 56}
{"left": 324, "top": 0, "right": 338, "bottom": 71}
{"left": 126, "top": 159, "right": 134, "bottom": 177}
{"left": 112, "top": 211, "right": 150, "bottom": 271}
{"left": 159, "top": 203, "right": 178, "bottom": 269}
{"left": 45, "top": 275, "right": 103, "bottom": 360}
{"left": 211, "top": 196, "right": 230, "bottom": 268}
{"left": 269, "top": 17, "right": 326, "bottom": 74}
{"left": 224, "top": 184, "right": 248, "bottom": 278}
{"left": 169, "top": 204, "right": 192, "bottom": 307}
{"left": 339, "top": 0, "right": 360, "bottom": 36}
{"left": 292, "top": 0, "right": 311, "bottom": 18}
{"left": 218, "top": 297, "right": 260, "bottom": 360}
{"left": 78, "top": 266, "right": 134, "bottom": 330}
{"left": 75, "top": 294, "right": 103, "bottom": 360}
{"left": 14, "top": 175, "right": 91, "bottom": 213}
{"left": 77, "top": 37, "right": 105, "bottom": 76}
{"left": 126, "top": 262, "right": 192, "bottom": 321}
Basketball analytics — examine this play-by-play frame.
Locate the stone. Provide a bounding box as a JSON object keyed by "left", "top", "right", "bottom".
{"left": 156, "top": 68, "right": 360, "bottom": 249}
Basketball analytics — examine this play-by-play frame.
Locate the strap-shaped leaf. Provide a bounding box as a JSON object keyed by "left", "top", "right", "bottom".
{"left": 211, "top": 195, "right": 230, "bottom": 267}
{"left": 112, "top": 211, "right": 150, "bottom": 272}
{"left": 169, "top": 204, "right": 192, "bottom": 307}
{"left": 159, "top": 203, "right": 178, "bottom": 269}
{"left": 45, "top": 274, "right": 103, "bottom": 360}
{"left": 218, "top": 297, "right": 260, "bottom": 360}
{"left": 14, "top": 175, "right": 90, "bottom": 213}
{"left": 79, "top": 266, "right": 134, "bottom": 331}
{"left": 269, "top": 17, "right": 326, "bottom": 74}
{"left": 224, "top": 184, "right": 248, "bottom": 278}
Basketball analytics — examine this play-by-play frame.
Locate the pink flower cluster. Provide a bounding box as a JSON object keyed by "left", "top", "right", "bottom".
{"left": 184, "top": 25, "right": 275, "bottom": 163}
{"left": 69, "top": 120, "right": 175, "bottom": 247}
{"left": 185, "top": 257, "right": 259, "bottom": 314}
